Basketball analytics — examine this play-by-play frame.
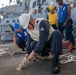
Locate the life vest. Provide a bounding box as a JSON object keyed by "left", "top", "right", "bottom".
{"left": 27, "top": 18, "right": 55, "bottom": 41}
{"left": 15, "top": 28, "right": 27, "bottom": 42}
{"left": 58, "top": 4, "right": 68, "bottom": 23}
{"left": 48, "top": 12, "right": 57, "bottom": 25}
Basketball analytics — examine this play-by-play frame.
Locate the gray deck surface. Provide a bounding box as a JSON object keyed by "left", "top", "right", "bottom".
{"left": 0, "top": 42, "right": 76, "bottom": 75}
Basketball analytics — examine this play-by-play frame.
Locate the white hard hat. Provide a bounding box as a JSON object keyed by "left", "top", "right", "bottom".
{"left": 19, "top": 13, "right": 30, "bottom": 28}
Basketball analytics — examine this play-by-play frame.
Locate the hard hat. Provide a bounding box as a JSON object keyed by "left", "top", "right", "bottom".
{"left": 49, "top": 5, "right": 55, "bottom": 10}
{"left": 14, "top": 22, "right": 21, "bottom": 31}
{"left": 19, "top": 13, "right": 30, "bottom": 28}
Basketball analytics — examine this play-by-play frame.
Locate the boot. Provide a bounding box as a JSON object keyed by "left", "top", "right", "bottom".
{"left": 51, "top": 55, "right": 60, "bottom": 74}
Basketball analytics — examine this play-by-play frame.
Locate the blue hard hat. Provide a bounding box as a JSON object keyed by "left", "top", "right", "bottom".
{"left": 14, "top": 22, "right": 21, "bottom": 31}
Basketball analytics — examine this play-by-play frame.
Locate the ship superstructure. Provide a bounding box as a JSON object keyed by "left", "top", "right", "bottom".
{"left": 0, "top": 0, "right": 76, "bottom": 42}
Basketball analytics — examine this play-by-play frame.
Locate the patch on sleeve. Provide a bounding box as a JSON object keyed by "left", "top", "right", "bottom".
{"left": 40, "top": 27, "right": 44, "bottom": 31}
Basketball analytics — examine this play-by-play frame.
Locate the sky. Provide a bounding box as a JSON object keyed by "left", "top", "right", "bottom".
{"left": 0, "top": 0, "right": 16, "bottom": 8}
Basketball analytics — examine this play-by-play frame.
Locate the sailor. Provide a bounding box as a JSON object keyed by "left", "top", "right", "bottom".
{"left": 19, "top": 13, "right": 62, "bottom": 74}
{"left": 13, "top": 22, "right": 27, "bottom": 51}
{"left": 56, "top": 0, "right": 75, "bottom": 48}
{"left": 31, "top": 8, "right": 38, "bottom": 19}
{"left": 48, "top": 5, "right": 58, "bottom": 29}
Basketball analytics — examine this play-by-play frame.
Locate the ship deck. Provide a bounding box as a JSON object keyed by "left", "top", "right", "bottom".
{"left": 0, "top": 42, "right": 76, "bottom": 75}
